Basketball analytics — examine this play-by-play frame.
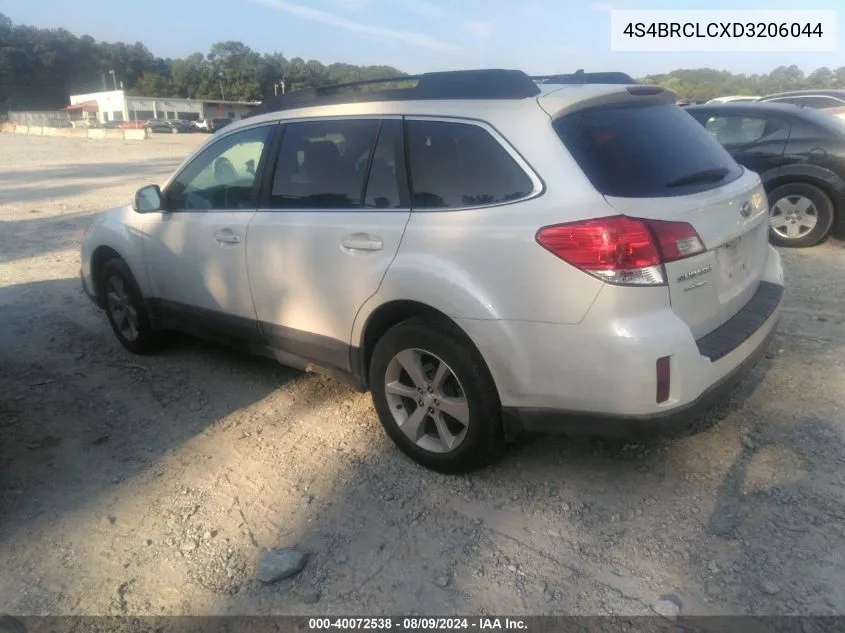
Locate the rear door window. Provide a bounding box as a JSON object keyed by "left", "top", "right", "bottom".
{"left": 696, "top": 115, "right": 788, "bottom": 147}
{"left": 269, "top": 119, "right": 380, "bottom": 209}
{"left": 406, "top": 119, "right": 534, "bottom": 209}
{"left": 554, "top": 103, "right": 743, "bottom": 198}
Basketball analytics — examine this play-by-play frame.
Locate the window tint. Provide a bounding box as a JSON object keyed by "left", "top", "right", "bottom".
{"left": 164, "top": 124, "right": 272, "bottom": 211}
{"left": 797, "top": 96, "right": 844, "bottom": 109}
{"left": 364, "top": 120, "right": 405, "bottom": 209}
{"left": 798, "top": 108, "right": 845, "bottom": 138}
{"left": 270, "top": 119, "right": 379, "bottom": 209}
{"left": 554, "top": 103, "right": 743, "bottom": 198}
{"left": 406, "top": 120, "right": 533, "bottom": 209}
{"left": 700, "top": 116, "right": 786, "bottom": 146}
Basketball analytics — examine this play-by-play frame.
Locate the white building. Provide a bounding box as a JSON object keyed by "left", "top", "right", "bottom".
{"left": 68, "top": 90, "right": 260, "bottom": 123}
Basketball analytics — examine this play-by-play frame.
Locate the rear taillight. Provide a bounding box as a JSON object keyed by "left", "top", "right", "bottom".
{"left": 536, "top": 215, "right": 705, "bottom": 286}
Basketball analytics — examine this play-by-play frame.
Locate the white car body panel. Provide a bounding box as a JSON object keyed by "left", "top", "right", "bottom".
{"left": 143, "top": 211, "right": 257, "bottom": 320}
{"left": 247, "top": 209, "right": 411, "bottom": 353}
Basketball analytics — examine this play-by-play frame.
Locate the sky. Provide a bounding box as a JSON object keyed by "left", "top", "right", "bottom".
{"left": 0, "top": 0, "right": 841, "bottom": 77}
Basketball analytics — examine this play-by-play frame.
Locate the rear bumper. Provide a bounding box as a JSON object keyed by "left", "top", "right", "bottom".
{"left": 502, "top": 314, "right": 777, "bottom": 439}
{"left": 460, "top": 244, "right": 784, "bottom": 438}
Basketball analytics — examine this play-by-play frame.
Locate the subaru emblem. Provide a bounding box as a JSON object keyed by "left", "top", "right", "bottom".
{"left": 740, "top": 201, "right": 752, "bottom": 218}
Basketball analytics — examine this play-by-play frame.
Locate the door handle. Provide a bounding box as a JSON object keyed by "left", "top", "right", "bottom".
{"left": 341, "top": 236, "right": 383, "bottom": 251}
{"left": 215, "top": 230, "right": 241, "bottom": 244}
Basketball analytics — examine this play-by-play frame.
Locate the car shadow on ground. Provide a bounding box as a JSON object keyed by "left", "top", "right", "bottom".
{"left": 0, "top": 211, "right": 102, "bottom": 264}
{"left": 0, "top": 277, "right": 305, "bottom": 560}
{"left": 2, "top": 273, "right": 843, "bottom": 618}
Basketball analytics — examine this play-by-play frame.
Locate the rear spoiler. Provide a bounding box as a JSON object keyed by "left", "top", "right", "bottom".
{"left": 532, "top": 70, "right": 637, "bottom": 85}
{"left": 537, "top": 84, "right": 678, "bottom": 120}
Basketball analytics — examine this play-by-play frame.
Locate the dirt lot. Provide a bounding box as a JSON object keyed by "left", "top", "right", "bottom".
{"left": 1, "top": 133, "right": 844, "bottom": 618}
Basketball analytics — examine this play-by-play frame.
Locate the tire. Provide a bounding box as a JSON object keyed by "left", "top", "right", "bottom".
{"left": 369, "top": 317, "right": 506, "bottom": 473}
{"left": 100, "top": 258, "right": 163, "bottom": 354}
{"left": 767, "top": 182, "right": 835, "bottom": 248}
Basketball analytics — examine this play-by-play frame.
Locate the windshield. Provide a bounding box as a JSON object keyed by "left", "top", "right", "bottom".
{"left": 554, "top": 102, "right": 743, "bottom": 198}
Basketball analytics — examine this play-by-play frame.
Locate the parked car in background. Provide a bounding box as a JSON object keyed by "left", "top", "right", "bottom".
{"left": 756, "top": 89, "right": 845, "bottom": 110}
{"left": 144, "top": 119, "right": 192, "bottom": 134}
{"left": 707, "top": 96, "right": 760, "bottom": 104}
{"left": 194, "top": 117, "right": 233, "bottom": 133}
{"left": 103, "top": 120, "right": 123, "bottom": 129}
{"left": 80, "top": 69, "right": 784, "bottom": 472}
{"left": 171, "top": 119, "right": 197, "bottom": 133}
{"left": 119, "top": 121, "right": 147, "bottom": 130}
{"left": 686, "top": 102, "right": 845, "bottom": 247}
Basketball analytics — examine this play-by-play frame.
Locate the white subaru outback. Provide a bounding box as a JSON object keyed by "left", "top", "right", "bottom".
{"left": 80, "top": 69, "right": 785, "bottom": 473}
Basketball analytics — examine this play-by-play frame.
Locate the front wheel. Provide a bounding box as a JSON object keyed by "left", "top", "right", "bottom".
{"left": 369, "top": 317, "right": 505, "bottom": 473}
{"left": 768, "top": 182, "right": 835, "bottom": 248}
{"left": 100, "top": 258, "right": 163, "bottom": 354}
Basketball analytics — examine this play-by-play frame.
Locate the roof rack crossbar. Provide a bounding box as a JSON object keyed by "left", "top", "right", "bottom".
{"left": 245, "top": 69, "right": 541, "bottom": 118}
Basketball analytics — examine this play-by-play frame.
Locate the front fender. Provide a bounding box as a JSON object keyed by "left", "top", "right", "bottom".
{"left": 83, "top": 205, "right": 150, "bottom": 298}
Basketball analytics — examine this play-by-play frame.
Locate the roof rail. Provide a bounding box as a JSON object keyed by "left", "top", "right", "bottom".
{"left": 245, "top": 69, "right": 541, "bottom": 118}
{"left": 532, "top": 69, "right": 637, "bottom": 85}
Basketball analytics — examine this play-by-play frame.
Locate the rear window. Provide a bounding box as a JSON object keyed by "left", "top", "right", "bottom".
{"left": 554, "top": 103, "right": 743, "bottom": 198}
{"left": 797, "top": 108, "right": 845, "bottom": 138}
{"left": 407, "top": 120, "right": 534, "bottom": 209}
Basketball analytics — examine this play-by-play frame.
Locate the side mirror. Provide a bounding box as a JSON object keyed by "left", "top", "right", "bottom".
{"left": 134, "top": 184, "right": 163, "bottom": 213}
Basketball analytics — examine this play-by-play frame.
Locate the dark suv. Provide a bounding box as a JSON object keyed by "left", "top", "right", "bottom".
{"left": 686, "top": 102, "right": 845, "bottom": 247}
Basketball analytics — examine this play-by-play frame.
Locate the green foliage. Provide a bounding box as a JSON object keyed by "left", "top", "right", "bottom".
{"left": 640, "top": 65, "right": 845, "bottom": 100}
{"left": 0, "top": 13, "right": 405, "bottom": 110}
{"left": 2, "top": 12, "right": 843, "bottom": 112}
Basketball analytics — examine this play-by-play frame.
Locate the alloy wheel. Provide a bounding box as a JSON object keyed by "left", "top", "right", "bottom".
{"left": 105, "top": 275, "right": 140, "bottom": 342}
{"left": 383, "top": 348, "right": 470, "bottom": 454}
{"left": 770, "top": 194, "right": 819, "bottom": 240}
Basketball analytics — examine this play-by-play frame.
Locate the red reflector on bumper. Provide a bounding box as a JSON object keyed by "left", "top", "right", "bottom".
{"left": 656, "top": 356, "right": 671, "bottom": 403}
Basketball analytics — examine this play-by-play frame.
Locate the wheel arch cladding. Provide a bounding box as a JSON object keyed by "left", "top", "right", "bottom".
{"left": 91, "top": 245, "right": 124, "bottom": 306}
{"left": 358, "top": 300, "right": 486, "bottom": 390}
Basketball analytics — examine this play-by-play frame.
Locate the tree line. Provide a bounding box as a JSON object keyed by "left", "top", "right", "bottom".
{"left": 2, "top": 12, "right": 844, "bottom": 113}
{"left": 0, "top": 13, "right": 404, "bottom": 112}
{"left": 641, "top": 66, "right": 845, "bottom": 101}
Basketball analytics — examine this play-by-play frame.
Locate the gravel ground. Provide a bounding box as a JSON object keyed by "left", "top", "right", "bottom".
{"left": 1, "top": 133, "right": 844, "bottom": 617}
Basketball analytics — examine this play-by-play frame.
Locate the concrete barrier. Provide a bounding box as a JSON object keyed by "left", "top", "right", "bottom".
{"left": 87, "top": 128, "right": 106, "bottom": 139}
{"left": 104, "top": 129, "right": 124, "bottom": 140}
{"left": 14, "top": 125, "right": 29, "bottom": 135}
{"left": 0, "top": 121, "right": 15, "bottom": 132}
{"left": 123, "top": 129, "right": 148, "bottom": 141}
{"left": 54, "top": 128, "right": 73, "bottom": 137}
{"left": 28, "top": 126, "right": 44, "bottom": 136}
{"left": 70, "top": 128, "right": 88, "bottom": 138}
{"left": 43, "top": 127, "right": 58, "bottom": 137}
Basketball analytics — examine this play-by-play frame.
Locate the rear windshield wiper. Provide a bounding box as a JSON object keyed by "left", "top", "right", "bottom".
{"left": 665, "top": 167, "right": 730, "bottom": 188}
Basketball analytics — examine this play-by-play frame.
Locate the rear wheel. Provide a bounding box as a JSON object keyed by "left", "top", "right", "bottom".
{"left": 767, "top": 182, "right": 835, "bottom": 248}
{"left": 100, "top": 258, "right": 163, "bottom": 354}
{"left": 369, "top": 317, "right": 505, "bottom": 473}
